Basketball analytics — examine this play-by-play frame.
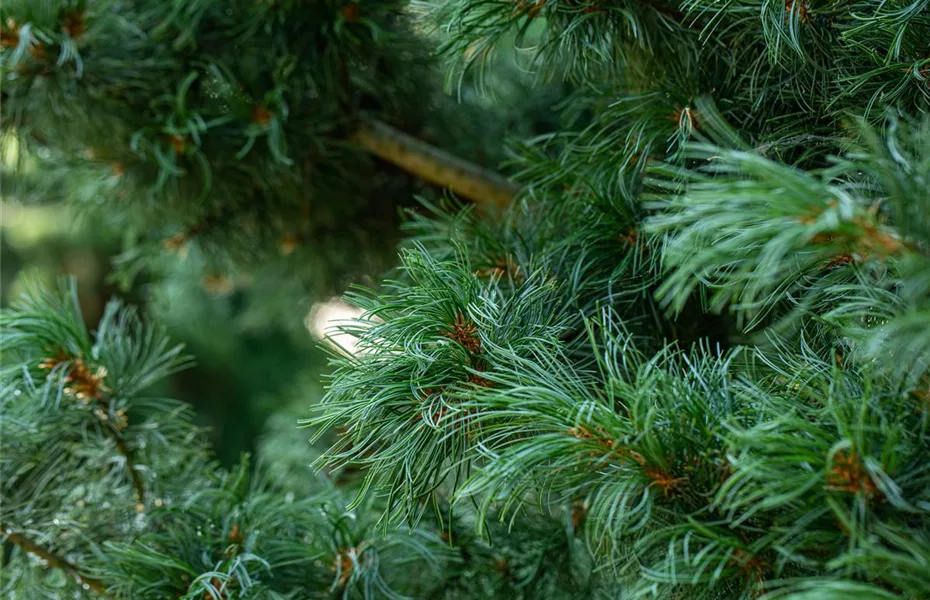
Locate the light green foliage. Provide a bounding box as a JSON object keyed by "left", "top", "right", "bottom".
{"left": 0, "top": 280, "right": 604, "bottom": 599}
{"left": 646, "top": 118, "right": 930, "bottom": 380}
{"left": 313, "top": 1, "right": 930, "bottom": 599}
{"left": 1, "top": 278, "right": 205, "bottom": 596}
{"left": 0, "top": 280, "right": 448, "bottom": 599}
{"left": 310, "top": 245, "right": 569, "bottom": 524}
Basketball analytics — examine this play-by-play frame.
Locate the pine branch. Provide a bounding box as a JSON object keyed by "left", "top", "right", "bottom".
{"left": 57, "top": 356, "right": 148, "bottom": 507}
{"left": 353, "top": 119, "right": 519, "bottom": 210}
{"left": 103, "top": 417, "right": 147, "bottom": 508}
{"left": 0, "top": 526, "right": 108, "bottom": 595}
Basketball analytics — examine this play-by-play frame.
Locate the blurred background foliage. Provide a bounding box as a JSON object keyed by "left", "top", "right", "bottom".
{"left": 3, "top": 129, "right": 329, "bottom": 465}
{"left": 0, "top": 28, "right": 567, "bottom": 465}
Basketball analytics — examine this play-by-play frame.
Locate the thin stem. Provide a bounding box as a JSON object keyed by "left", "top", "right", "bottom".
{"left": 107, "top": 423, "right": 147, "bottom": 508}
{"left": 353, "top": 119, "right": 520, "bottom": 210}
{"left": 0, "top": 526, "right": 108, "bottom": 595}
{"left": 46, "top": 354, "right": 147, "bottom": 507}
{"left": 91, "top": 398, "right": 146, "bottom": 507}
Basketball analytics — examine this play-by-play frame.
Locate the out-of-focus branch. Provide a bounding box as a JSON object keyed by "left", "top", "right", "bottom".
{"left": 353, "top": 119, "right": 520, "bottom": 210}
{"left": 0, "top": 526, "right": 108, "bottom": 595}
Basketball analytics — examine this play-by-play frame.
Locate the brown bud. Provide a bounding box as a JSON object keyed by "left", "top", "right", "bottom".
{"left": 251, "top": 106, "right": 273, "bottom": 126}
{"left": 278, "top": 233, "right": 299, "bottom": 255}
{"left": 169, "top": 135, "right": 187, "bottom": 154}
{"left": 342, "top": 3, "right": 360, "bottom": 23}
{"left": 163, "top": 232, "right": 188, "bottom": 252}
{"left": 202, "top": 275, "right": 235, "bottom": 295}
{"left": 1, "top": 20, "right": 20, "bottom": 48}
{"left": 61, "top": 10, "right": 87, "bottom": 38}
{"left": 29, "top": 42, "right": 46, "bottom": 59}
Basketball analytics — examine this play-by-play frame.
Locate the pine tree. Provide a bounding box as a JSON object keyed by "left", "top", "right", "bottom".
{"left": 3, "top": 1, "right": 930, "bottom": 600}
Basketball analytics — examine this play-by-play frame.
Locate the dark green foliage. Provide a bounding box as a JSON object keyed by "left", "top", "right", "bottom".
{"left": 1, "top": 278, "right": 207, "bottom": 596}
{"left": 0, "top": 0, "right": 506, "bottom": 326}
{"left": 0, "top": 0, "right": 566, "bottom": 331}
{"left": 0, "top": 0, "right": 426, "bottom": 327}
{"left": 5, "top": 0, "right": 930, "bottom": 599}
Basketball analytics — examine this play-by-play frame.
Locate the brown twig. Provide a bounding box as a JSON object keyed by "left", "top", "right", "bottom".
{"left": 0, "top": 526, "right": 108, "bottom": 595}
{"left": 40, "top": 354, "right": 146, "bottom": 507}
{"left": 106, "top": 422, "right": 146, "bottom": 508}
{"left": 352, "top": 119, "right": 519, "bottom": 210}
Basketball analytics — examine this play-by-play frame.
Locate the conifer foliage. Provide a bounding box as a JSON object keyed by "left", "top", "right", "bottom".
{"left": 314, "top": 0, "right": 930, "bottom": 597}
{"left": 0, "top": 0, "right": 514, "bottom": 314}
{"left": 0, "top": 280, "right": 447, "bottom": 598}
{"left": 3, "top": 0, "right": 930, "bottom": 599}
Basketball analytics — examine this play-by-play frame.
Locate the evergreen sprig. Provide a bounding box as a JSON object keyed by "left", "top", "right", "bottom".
{"left": 310, "top": 244, "right": 570, "bottom": 525}
{"left": 0, "top": 279, "right": 452, "bottom": 599}
{"left": 647, "top": 117, "right": 930, "bottom": 381}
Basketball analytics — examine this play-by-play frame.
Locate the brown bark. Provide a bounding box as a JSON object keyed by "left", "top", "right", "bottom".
{"left": 1, "top": 526, "right": 107, "bottom": 595}
{"left": 353, "top": 119, "right": 519, "bottom": 210}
